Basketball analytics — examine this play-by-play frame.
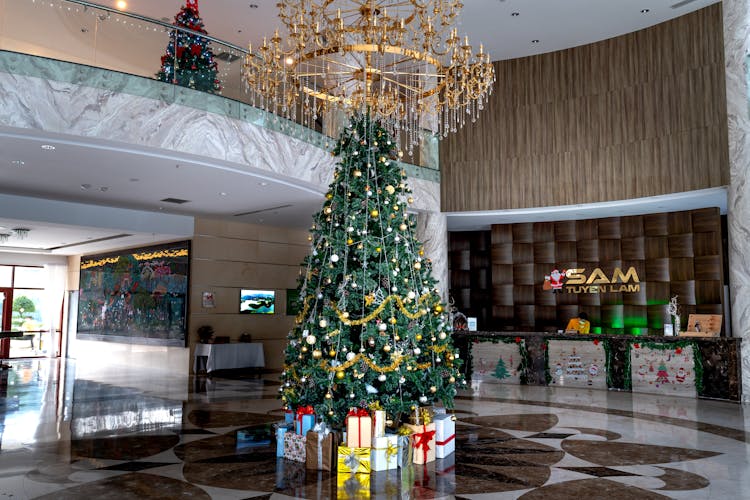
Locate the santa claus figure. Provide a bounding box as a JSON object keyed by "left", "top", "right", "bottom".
{"left": 545, "top": 269, "right": 567, "bottom": 293}
{"left": 675, "top": 367, "right": 687, "bottom": 383}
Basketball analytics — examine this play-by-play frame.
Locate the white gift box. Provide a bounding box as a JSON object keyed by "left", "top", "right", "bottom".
{"left": 434, "top": 414, "right": 456, "bottom": 459}
{"left": 370, "top": 435, "right": 398, "bottom": 471}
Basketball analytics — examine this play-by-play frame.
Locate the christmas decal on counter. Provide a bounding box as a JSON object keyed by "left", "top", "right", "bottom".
{"left": 471, "top": 340, "right": 524, "bottom": 385}
{"left": 631, "top": 344, "right": 697, "bottom": 397}
{"left": 547, "top": 340, "right": 606, "bottom": 389}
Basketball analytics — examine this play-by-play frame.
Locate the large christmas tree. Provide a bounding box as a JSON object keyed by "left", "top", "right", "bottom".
{"left": 156, "top": 0, "right": 220, "bottom": 93}
{"left": 280, "top": 114, "right": 464, "bottom": 428}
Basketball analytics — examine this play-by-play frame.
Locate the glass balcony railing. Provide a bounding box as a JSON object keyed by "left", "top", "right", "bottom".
{"left": 0, "top": 0, "right": 438, "bottom": 174}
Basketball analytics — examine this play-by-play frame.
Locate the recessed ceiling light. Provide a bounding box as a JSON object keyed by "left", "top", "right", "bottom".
{"left": 641, "top": 9, "right": 650, "bottom": 13}
{"left": 129, "top": 178, "right": 139, "bottom": 182}
{"left": 41, "top": 144, "right": 55, "bottom": 150}
{"left": 100, "top": 186, "right": 109, "bottom": 192}
{"left": 80, "top": 183, "right": 91, "bottom": 190}
{"left": 259, "top": 181, "right": 268, "bottom": 186}
{"left": 220, "top": 192, "right": 227, "bottom": 196}
{"left": 11, "top": 160, "right": 24, "bottom": 166}
{"left": 115, "top": 1, "right": 127, "bottom": 10}
{"left": 511, "top": 12, "right": 519, "bottom": 16}
{"left": 249, "top": 4, "right": 258, "bottom": 8}
{"left": 531, "top": 39, "right": 540, "bottom": 44}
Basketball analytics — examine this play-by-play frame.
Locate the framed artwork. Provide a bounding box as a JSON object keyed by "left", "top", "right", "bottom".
{"left": 77, "top": 241, "right": 190, "bottom": 346}
{"left": 202, "top": 292, "right": 215, "bottom": 308}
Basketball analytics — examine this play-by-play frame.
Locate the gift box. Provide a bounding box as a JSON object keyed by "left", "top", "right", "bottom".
{"left": 433, "top": 414, "right": 455, "bottom": 459}
{"left": 396, "top": 434, "right": 414, "bottom": 468}
{"left": 284, "top": 431, "right": 307, "bottom": 462}
{"left": 337, "top": 445, "right": 371, "bottom": 474}
{"left": 337, "top": 472, "right": 371, "bottom": 499}
{"left": 370, "top": 435, "right": 398, "bottom": 471}
{"left": 372, "top": 410, "right": 387, "bottom": 438}
{"left": 276, "top": 425, "right": 289, "bottom": 458}
{"left": 295, "top": 405, "right": 316, "bottom": 436}
{"left": 284, "top": 408, "right": 294, "bottom": 425}
{"left": 346, "top": 408, "right": 372, "bottom": 448}
{"left": 405, "top": 422, "right": 436, "bottom": 464}
{"left": 306, "top": 423, "right": 340, "bottom": 471}
{"left": 237, "top": 425, "right": 272, "bottom": 450}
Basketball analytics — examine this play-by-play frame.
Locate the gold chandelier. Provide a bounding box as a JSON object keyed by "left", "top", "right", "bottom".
{"left": 243, "top": 0, "right": 494, "bottom": 154}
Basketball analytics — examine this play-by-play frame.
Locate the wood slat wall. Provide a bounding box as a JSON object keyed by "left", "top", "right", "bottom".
{"left": 440, "top": 5, "right": 729, "bottom": 212}
{"left": 481, "top": 208, "right": 725, "bottom": 334}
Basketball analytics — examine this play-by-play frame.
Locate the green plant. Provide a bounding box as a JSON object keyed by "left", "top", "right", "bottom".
{"left": 197, "top": 325, "right": 214, "bottom": 343}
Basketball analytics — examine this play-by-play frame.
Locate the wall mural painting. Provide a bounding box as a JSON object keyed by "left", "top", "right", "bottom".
{"left": 77, "top": 241, "right": 190, "bottom": 346}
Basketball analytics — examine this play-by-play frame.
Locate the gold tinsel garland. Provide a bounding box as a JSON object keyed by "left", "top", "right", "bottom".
{"left": 295, "top": 293, "right": 434, "bottom": 326}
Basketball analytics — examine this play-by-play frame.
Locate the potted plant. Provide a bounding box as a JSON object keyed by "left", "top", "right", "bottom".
{"left": 197, "top": 325, "right": 214, "bottom": 344}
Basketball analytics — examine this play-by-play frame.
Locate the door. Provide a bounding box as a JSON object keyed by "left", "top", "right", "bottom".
{"left": 0, "top": 288, "right": 11, "bottom": 358}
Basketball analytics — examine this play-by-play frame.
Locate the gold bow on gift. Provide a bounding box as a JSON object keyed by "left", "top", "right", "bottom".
{"left": 385, "top": 443, "right": 398, "bottom": 459}
{"left": 368, "top": 401, "right": 384, "bottom": 411}
{"left": 420, "top": 408, "right": 433, "bottom": 425}
{"left": 397, "top": 426, "right": 413, "bottom": 436}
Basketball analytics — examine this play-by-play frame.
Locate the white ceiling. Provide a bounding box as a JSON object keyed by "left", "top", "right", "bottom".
{"left": 0, "top": 0, "right": 725, "bottom": 255}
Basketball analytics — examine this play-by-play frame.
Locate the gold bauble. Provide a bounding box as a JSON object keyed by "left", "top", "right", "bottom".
{"left": 408, "top": 197, "right": 414, "bottom": 204}
{"left": 406, "top": 365, "right": 413, "bottom": 371}
{"left": 419, "top": 249, "right": 424, "bottom": 256}
{"left": 385, "top": 185, "right": 395, "bottom": 194}
{"left": 393, "top": 205, "right": 399, "bottom": 211}
{"left": 308, "top": 235, "right": 313, "bottom": 241}
{"left": 389, "top": 317, "right": 397, "bottom": 325}
{"left": 342, "top": 311, "right": 349, "bottom": 319}
{"left": 324, "top": 207, "right": 332, "bottom": 214}
{"left": 325, "top": 392, "right": 332, "bottom": 399}
{"left": 435, "top": 305, "right": 443, "bottom": 313}
{"left": 336, "top": 371, "right": 345, "bottom": 379}
{"left": 449, "top": 376, "right": 456, "bottom": 383}
{"left": 347, "top": 238, "right": 354, "bottom": 245}
{"left": 301, "top": 346, "right": 308, "bottom": 353}
{"left": 376, "top": 247, "right": 382, "bottom": 253}
{"left": 416, "top": 334, "right": 423, "bottom": 341}
{"left": 383, "top": 344, "right": 391, "bottom": 352}
{"left": 448, "top": 354, "right": 455, "bottom": 361}
{"left": 414, "top": 262, "right": 422, "bottom": 270}
{"left": 394, "top": 335, "right": 400, "bottom": 341}
{"left": 399, "top": 224, "right": 407, "bottom": 231}
{"left": 329, "top": 350, "right": 337, "bottom": 357}
{"left": 357, "top": 244, "right": 364, "bottom": 250}
{"left": 371, "top": 209, "right": 379, "bottom": 217}
{"left": 439, "top": 332, "right": 447, "bottom": 340}
{"left": 354, "top": 170, "right": 362, "bottom": 177}
{"left": 430, "top": 386, "right": 437, "bottom": 393}
{"left": 390, "top": 214, "right": 396, "bottom": 219}
{"left": 326, "top": 193, "right": 333, "bottom": 199}
{"left": 328, "top": 410, "right": 334, "bottom": 416}
{"left": 312, "top": 350, "right": 322, "bottom": 359}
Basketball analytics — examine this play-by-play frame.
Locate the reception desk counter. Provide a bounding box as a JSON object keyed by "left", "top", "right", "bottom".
{"left": 454, "top": 331, "right": 742, "bottom": 401}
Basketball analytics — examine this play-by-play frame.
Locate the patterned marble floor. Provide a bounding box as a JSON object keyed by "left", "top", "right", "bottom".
{"left": 0, "top": 358, "right": 748, "bottom": 499}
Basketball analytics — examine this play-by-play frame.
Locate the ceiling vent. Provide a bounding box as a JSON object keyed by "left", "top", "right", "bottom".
{"left": 48, "top": 233, "right": 133, "bottom": 250}
{"left": 671, "top": 0, "right": 701, "bottom": 8}
{"left": 160, "top": 197, "right": 190, "bottom": 204}
{"left": 234, "top": 204, "right": 293, "bottom": 217}
{"left": 215, "top": 52, "right": 241, "bottom": 63}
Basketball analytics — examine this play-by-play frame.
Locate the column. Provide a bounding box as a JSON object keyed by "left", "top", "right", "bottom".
{"left": 723, "top": 0, "right": 750, "bottom": 401}
{"left": 416, "top": 211, "right": 449, "bottom": 302}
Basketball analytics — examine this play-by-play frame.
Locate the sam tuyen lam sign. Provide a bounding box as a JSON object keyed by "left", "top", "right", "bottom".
{"left": 544, "top": 267, "right": 640, "bottom": 294}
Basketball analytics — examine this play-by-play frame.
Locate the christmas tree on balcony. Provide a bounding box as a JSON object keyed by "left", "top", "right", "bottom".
{"left": 156, "top": 0, "right": 220, "bottom": 93}
{"left": 280, "top": 114, "right": 464, "bottom": 428}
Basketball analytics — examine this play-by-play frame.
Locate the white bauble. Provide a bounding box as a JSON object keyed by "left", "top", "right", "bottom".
{"left": 306, "top": 335, "right": 317, "bottom": 345}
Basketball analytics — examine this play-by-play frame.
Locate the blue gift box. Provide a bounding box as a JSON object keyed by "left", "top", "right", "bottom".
{"left": 276, "top": 426, "right": 289, "bottom": 457}
{"left": 285, "top": 409, "right": 294, "bottom": 425}
{"left": 295, "top": 414, "right": 315, "bottom": 436}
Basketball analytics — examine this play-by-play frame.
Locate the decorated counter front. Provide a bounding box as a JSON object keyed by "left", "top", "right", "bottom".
{"left": 454, "top": 332, "right": 742, "bottom": 401}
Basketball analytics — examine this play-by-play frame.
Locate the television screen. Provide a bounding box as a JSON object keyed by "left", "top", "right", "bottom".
{"left": 240, "top": 290, "right": 275, "bottom": 314}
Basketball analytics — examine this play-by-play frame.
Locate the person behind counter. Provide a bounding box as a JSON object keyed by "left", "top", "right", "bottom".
{"left": 565, "top": 312, "right": 590, "bottom": 334}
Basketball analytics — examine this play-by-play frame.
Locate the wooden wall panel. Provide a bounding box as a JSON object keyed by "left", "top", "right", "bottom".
{"left": 472, "top": 208, "right": 725, "bottom": 334}
{"left": 441, "top": 5, "right": 728, "bottom": 212}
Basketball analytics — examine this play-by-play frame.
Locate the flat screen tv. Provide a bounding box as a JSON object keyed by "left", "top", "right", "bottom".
{"left": 240, "top": 290, "right": 275, "bottom": 314}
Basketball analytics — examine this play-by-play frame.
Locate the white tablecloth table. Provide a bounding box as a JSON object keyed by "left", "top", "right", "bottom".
{"left": 194, "top": 343, "right": 265, "bottom": 373}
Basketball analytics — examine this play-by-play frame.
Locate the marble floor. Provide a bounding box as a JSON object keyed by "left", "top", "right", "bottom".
{"left": 0, "top": 358, "right": 749, "bottom": 499}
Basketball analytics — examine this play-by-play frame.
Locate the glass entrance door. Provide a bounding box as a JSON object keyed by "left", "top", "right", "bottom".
{"left": 0, "top": 288, "right": 11, "bottom": 359}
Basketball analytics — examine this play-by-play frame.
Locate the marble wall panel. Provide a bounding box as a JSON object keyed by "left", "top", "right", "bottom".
{"left": 723, "top": 0, "right": 750, "bottom": 401}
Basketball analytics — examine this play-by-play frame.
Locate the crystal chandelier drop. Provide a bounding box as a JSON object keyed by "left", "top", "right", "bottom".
{"left": 242, "top": 0, "right": 494, "bottom": 154}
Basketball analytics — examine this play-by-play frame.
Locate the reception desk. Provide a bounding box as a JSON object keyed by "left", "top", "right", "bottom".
{"left": 194, "top": 343, "right": 265, "bottom": 374}
{"left": 455, "top": 331, "right": 742, "bottom": 401}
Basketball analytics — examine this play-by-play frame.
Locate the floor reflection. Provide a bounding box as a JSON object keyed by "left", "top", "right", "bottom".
{"left": 0, "top": 358, "right": 747, "bottom": 499}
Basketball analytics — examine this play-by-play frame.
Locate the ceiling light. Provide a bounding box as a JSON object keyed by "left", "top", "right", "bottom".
{"left": 129, "top": 178, "right": 139, "bottom": 182}
{"left": 80, "top": 183, "right": 91, "bottom": 190}
{"left": 0, "top": 233, "right": 10, "bottom": 244}
{"left": 116, "top": 1, "right": 127, "bottom": 10}
{"left": 511, "top": 12, "right": 519, "bottom": 16}
{"left": 249, "top": 4, "right": 258, "bottom": 8}
{"left": 40, "top": 144, "right": 55, "bottom": 150}
{"left": 220, "top": 192, "right": 227, "bottom": 196}
{"left": 11, "top": 160, "right": 24, "bottom": 166}
{"left": 100, "top": 186, "right": 109, "bottom": 192}
{"left": 641, "top": 9, "right": 650, "bottom": 13}
{"left": 531, "top": 39, "right": 540, "bottom": 43}
{"left": 258, "top": 181, "right": 268, "bottom": 187}
{"left": 243, "top": 1, "right": 494, "bottom": 154}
